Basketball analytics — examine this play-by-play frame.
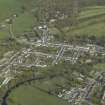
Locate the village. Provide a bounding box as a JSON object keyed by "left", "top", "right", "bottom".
{"left": 0, "top": 0, "right": 105, "bottom": 105}
{"left": 0, "top": 24, "right": 105, "bottom": 105}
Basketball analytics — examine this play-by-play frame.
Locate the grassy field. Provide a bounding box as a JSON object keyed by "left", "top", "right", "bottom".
{"left": 0, "top": 0, "right": 20, "bottom": 39}
{"left": 8, "top": 84, "right": 69, "bottom": 105}
{"left": 0, "top": 0, "right": 21, "bottom": 21}
{"left": 65, "top": 5, "right": 105, "bottom": 37}
{"left": 0, "top": 0, "right": 36, "bottom": 39}
{"left": 94, "top": 63, "right": 105, "bottom": 70}
{"left": 13, "top": 12, "right": 36, "bottom": 34}
{"left": 0, "top": 0, "right": 105, "bottom": 39}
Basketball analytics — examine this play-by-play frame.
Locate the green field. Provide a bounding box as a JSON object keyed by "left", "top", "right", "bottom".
{"left": 0, "top": 0, "right": 36, "bottom": 39}
{"left": 13, "top": 12, "right": 36, "bottom": 34}
{"left": 94, "top": 63, "right": 105, "bottom": 70}
{"left": 8, "top": 84, "right": 69, "bottom": 105}
{"left": 65, "top": 5, "right": 105, "bottom": 37}
{"left": 0, "top": 1, "right": 105, "bottom": 105}
{"left": 0, "top": 0, "right": 21, "bottom": 21}
{"left": 0, "top": 0, "right": 105, "bottom": 39}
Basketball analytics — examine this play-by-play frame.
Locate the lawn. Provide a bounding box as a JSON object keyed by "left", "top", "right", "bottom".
{"left": 8, "top": 84, "right": 69, "bottom": 105}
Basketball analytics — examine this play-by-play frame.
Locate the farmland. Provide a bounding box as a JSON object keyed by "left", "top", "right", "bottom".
{"left": 0, "top": 0, "right": 105, "bottom": 105}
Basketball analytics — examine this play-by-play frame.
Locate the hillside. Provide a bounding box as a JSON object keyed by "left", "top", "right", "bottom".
{"left": 0, "top": 1, "right": 105, "bottom": 105}
{"left": 0, "top": 0, "right": 105, "bottom": 39}
{"left": 66, "top": 5, "right": 105, "bottom": 37}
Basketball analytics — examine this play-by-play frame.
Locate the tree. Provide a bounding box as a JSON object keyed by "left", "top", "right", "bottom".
{"left": 72, "top": 0, "right": 80, "bottom": 17}
{"left": 33, "top": 0, "right": 80, "bottom": 23}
